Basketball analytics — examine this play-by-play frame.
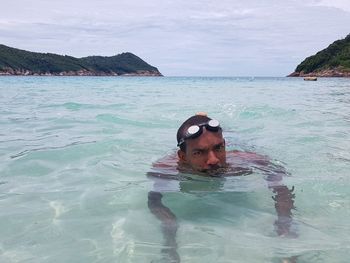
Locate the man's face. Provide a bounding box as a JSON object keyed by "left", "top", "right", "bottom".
{"left": 179, "top": 128, "right": 226, "bottom": 173}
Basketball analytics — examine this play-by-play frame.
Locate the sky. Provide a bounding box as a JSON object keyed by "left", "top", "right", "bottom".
{"left": 1, "top": 0, "right": 350, "bottom": 76}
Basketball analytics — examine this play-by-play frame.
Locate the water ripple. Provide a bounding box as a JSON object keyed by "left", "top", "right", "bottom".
{"left": 10, "top": 140, "right": 96, "bottom": 159}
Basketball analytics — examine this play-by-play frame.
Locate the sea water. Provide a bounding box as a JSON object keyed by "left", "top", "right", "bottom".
{"left": 0, "top": 76, "right": 349, "bottom": 263}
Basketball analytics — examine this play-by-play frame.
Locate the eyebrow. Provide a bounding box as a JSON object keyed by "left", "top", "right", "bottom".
{"left": 191, "top": 141, "right": 225, "bottom": 153}
{"left": 214, "top": 142, "right": 225, "bottom": 148}
{"left": 191, "top": 145, "right": 206, "bottom": 152}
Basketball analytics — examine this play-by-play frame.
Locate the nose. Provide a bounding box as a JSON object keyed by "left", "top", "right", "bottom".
{"left": 207, "top": 150, "right": 220, "bottom": 166}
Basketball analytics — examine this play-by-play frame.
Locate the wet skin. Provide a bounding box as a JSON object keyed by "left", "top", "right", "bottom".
{"left": 148, "top": 129, "right": 297, "bottom": 262}
{"left": 177, "top": 128, "right": 226, "bottom": 172}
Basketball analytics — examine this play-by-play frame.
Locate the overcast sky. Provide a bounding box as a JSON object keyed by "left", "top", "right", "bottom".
{"left": 1, "top": 0, "right": 350, "bottom": 76}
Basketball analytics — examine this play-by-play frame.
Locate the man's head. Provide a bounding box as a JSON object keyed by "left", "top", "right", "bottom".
{"left": 177, "top": 114, "right": 226, "bottom": 173}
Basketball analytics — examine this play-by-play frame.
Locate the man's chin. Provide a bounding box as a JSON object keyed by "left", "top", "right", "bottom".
{"left": 198, "top": 166, "right": 227, "bottom": 176}
{"left": 179, "top": 162, "right": 227, "bottom": 176}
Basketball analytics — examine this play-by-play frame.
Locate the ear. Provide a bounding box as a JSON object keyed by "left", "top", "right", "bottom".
{"left": 177, "top": 150, "right": 187, "bottom": 163}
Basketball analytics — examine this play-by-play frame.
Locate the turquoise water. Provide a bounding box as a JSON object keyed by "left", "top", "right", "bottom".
{"left": 0, "top": 76, "right": 349, "bottom": 262}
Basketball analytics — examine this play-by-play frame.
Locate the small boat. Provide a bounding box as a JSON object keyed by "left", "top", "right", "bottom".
{"left": 304, "top": 77, "right": 317, "bottom": 81}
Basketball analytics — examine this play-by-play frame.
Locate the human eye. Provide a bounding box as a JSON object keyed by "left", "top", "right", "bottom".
{"left": 214, "top": 144, "right": 224, "bottom": 152}
{"left": 193, "top": 150, "right": 203, "bottom": 157}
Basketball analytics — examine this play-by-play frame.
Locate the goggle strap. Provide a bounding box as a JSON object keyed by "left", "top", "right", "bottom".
{"left": 177, "top": 119, "right": 221, "bottom": 147}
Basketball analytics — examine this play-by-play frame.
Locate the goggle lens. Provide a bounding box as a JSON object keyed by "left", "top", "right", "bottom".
{"left": 178, "top": 119, "right": 221, "bottom": 147}
{"left": 208, "top": 119, "right": 219, "bottom": 129}
{"left": 187, "top": 125, "right": 200, "bottom": 135}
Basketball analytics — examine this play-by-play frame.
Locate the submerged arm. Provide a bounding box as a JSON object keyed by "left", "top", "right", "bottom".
{"left": 271, "top": 184, "right": 296, "bottom": 236}
{"left": 266, "top": 166, "right": 296, "bottom": 238}
{"left": 148, "top": 191, "right": 180, "bottom": 262}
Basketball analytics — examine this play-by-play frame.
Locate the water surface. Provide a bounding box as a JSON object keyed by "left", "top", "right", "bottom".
{"left": 0, "top": 77, "right": 349, "bottom": 262}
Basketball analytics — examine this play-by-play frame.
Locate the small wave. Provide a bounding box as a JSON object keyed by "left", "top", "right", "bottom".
{"left": 8, "top": 116, "right": 38, "bottom": 122}
{"left": 62, "top": 102, "right": 83, "bottom": 111}
{"left": 10, "top": 140, "right": 96, "bottom": 159}
{"left": 327, "top": 152, "right": 350, "bottom": 163}
{"left": 96, "top": 114, "right": 168, "bottom": 128}
{"left": 0, "top": 135, "right": 59, "bottom": 144}
{"left": 39, "top": 102, "right": 130, "bottom": 111}
{"left": 104, "top": 180, "right": 149, "bottom": 192}
{"left": 238, "top": 106, "right": 297, "bottom": 120}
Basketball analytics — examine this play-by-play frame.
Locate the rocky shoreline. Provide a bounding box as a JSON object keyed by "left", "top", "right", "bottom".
{"left": 288, "top": 69, "right": 350, "bottom": 77}
{"left": 0, "top": 68, "right": 163, "bottom": 76}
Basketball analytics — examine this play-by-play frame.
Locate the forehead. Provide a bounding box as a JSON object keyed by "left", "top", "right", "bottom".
{"left": 186, "top": 129, "right": 224, "bottom": 150}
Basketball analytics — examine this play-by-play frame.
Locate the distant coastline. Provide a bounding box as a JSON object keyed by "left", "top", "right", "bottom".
{"left": 288, "top": 34, "right": 350, "bottom": 78}
{"left": 0, "top": 69, "right": 162, "bottom": 77}
{"left": 288, "top": 68, "right": 350, "bottom": 77}
{"left": 0, "top": 44, "right": 162, "bottom": 77}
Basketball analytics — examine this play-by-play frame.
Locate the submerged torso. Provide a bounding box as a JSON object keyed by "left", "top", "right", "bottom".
{"left": 148, "top": 150, "right": 285, "bottom": 193}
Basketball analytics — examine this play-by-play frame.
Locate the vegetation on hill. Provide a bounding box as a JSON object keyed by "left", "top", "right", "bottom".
{"left": 290, "top": 34, "right": 350, "bottom": 77}
{"left": 80, "top": 53, "right": 159, "bottom": 75}
{"left": 0, "top": 44, "right": 162, "bottom": 76}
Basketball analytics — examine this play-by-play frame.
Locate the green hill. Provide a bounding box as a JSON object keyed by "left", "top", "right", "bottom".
{"left": 0, "top": 44, "right": 162, "bottom": 76}
{"left": 289, "top": 34, "right": 350, "bottom": 77}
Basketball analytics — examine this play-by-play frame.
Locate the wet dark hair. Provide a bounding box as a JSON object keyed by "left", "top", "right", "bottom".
{"left": 177, "top": 115, "right": 212, "bottom": 152}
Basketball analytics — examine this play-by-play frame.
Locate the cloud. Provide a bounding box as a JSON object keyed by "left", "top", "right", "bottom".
{"left": 309, "top": 0, "right": 350, "bottom": 13}
{"left": 1, "top": 0, "right": 350, "bottom": 76}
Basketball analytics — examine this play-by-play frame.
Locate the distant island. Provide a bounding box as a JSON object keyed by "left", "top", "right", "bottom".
{"left": 288, "top": 34, "right": 350, "bottom": 77}
{"left": 0, "top": 44, "right": 162, "bottom": 76}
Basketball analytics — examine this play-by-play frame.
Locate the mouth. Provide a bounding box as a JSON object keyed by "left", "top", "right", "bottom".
{"left": 200, "top": 166, "right": 228, "bottom": 176}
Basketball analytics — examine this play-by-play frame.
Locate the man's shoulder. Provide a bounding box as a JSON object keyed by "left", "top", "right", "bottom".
{"left": 228, "top": 150, "right": 270, "bottom": 165}
{"left": 147, "top": 152, "right": 179, "bottom": 180}
{"left": 152, "top": 152, "right": 178, "bottom": 169}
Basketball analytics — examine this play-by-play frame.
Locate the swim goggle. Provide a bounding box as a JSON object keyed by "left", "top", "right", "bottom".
{"left": 177, "top": 119, "right": 221, "bottom": 147}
